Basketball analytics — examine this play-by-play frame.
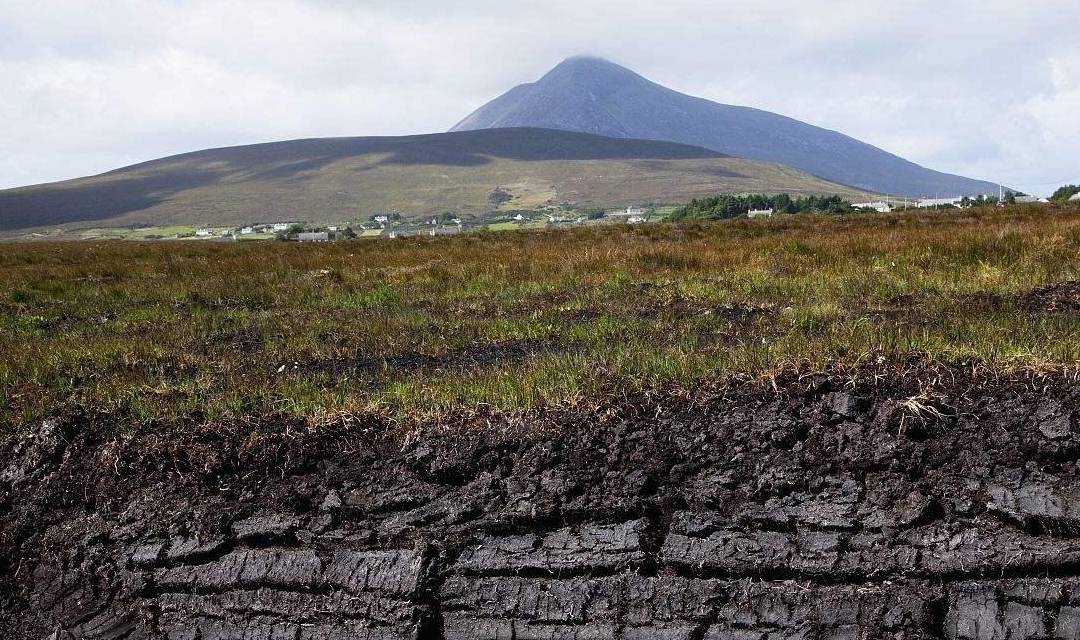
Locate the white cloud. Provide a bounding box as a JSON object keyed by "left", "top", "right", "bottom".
{"left": 1, "top": 0, "right": 1078, "bottom": 194}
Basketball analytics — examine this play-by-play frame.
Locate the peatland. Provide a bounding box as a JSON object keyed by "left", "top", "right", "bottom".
{"left": 2, "top": 203, "right": 1080, "bottom": 638}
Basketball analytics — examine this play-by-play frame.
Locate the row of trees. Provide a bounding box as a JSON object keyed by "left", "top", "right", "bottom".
{"left": 669, "top": 194, "right": 853, "bottom": 220}
{"left": 275, "top": 224, "right": 357, "bottom": 241}
{"left": 1051, "top": 185, "right": 1080, "bottom": 202}
{"left": 958, "top": 194, "right": 1003, "bottom": 207}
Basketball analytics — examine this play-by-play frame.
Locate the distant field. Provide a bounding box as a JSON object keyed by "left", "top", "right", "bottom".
{"left": 1, "top": 203, "right": 1078, "bottom": 429}
{"left": 76, "top": 225, "right": 232, "bottom": 240}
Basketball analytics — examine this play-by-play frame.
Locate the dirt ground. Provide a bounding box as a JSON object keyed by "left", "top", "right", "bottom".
{"left": 2, "top": 364, "right": 1080, "bottom": 639}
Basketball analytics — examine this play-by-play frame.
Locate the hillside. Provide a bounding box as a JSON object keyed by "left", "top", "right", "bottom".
{"left": 452, "top": 57, "right": 1000, "bottom": 198}
{"left": 0, "top": 128, "right": 868, "bottom": 234}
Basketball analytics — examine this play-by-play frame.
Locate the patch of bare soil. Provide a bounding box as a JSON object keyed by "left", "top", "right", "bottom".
{"left": 956, "top": 290, "right": 1007, "bottom": 312}
{"left": 635, "top": 297, "right": 775, "bottom": 322}
{"left": 1019, "top": 281, "right": 1080, "bottom": 314}
{"left": 281, "top": 337, "right": 562, "bottom": 379}
{"left": 2, "top": 365, "right": 1079, "bottom": 639}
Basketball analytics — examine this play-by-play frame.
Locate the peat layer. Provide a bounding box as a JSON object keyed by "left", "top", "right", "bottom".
{"left": 2, "top": 364, "right": 1080, "bottom": 639}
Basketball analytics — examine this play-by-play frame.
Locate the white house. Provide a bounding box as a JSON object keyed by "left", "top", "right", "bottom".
{"left": 374, "top": 215, "right": 390, "bottom": 224}
{"left": 917, "top": 197, "right": 964, "bottom": 208}
{"left": 240, "top": 227, "right": 254, "bottom": 234}
{"left": 513, "top": 214, "right": 527, "bottom": 221}
{"left": 852, "top": 201, "right": 892, "bottom": 213}
{"left": 624, "top": 206, "right": 645, "bottom": 217}
{"left": 195, "top": 228, "right": 213, "bottom": 237}
{"left": 748, "top": 209, "right": 774, "bottom": 218}
{"left": 627, "top": 215, "right": 646, "bottom": 224}
{"left": 1015, "top": 195, "right": 1048, "bottom": 204}
{"left": 1070, "top": 192, "right": 1080, "bottom": 202}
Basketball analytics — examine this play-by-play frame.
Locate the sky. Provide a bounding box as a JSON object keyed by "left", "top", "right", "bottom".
{"left": 1, "top": 0, "right": 1078, "bottom": 196}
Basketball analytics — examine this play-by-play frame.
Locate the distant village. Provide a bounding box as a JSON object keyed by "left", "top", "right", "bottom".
{"left": 83, "top": 189, "right": 1078, "bottom": 242}
{"left": 847, "top": 192, "right": 1062, "bottom": 214}
{"left": 146, "top": 204, "right": 666, "bottom": 243}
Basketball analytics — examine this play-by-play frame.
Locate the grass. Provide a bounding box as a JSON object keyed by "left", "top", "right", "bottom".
{"left": 1, "top": 203, "right": 1078, "bottom": 429}
{"left": 76, "top": 225, "right": 236, "bottom": 240}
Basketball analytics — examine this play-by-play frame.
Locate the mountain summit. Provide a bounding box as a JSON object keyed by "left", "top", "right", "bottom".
{"left": 452, "top": 57, "right": 997, "bottom": 197}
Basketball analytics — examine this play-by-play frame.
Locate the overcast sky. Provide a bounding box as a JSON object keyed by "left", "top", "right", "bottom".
{"left": 2, "top": 0, "right": 1078, "bottom": 195}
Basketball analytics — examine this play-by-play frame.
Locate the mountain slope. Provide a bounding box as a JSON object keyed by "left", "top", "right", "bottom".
{"left": 452, "top": 57, "right": 998, "bottom": 197}
{"left": 0, "top": 128, "right": 868, "bottom": 233}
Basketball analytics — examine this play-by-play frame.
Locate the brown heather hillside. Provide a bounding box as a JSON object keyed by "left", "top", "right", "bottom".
{"left": 0, "top": 128, "right": 869, "bottom": 233}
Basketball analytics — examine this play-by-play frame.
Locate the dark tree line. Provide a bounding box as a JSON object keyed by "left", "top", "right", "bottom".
{"left": 959, "top": 195, "right": 1000, "bottom": 207}
{"left": 669, "top": 194, "right": 853, "bottom": 220}
{"left": 1051, "top": 185, "right": 1080, "bottom": 202}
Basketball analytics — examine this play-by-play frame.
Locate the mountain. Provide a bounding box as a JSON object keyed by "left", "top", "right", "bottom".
{"left": 452, "top": 57, "right": 999, "bottom": 197}
{"left": 0, "top": 128, "right": 868, "bottom": 233}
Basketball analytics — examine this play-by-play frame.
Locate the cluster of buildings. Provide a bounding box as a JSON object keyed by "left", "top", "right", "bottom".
{"left": 179, "top": 188, "right": 1077, "bottom": 241}
{"left": 851, "top": 193, "right": 1056, "bottom": 214}
{"left": 609, "top": 206, "right": 648, "bottom": 223}
{"left": 186, "top": 204, "right": 662, "bottom": 241}
{"left": 849, "top": 201, "right": 893, "bottom": 212}
{"left": 235, "top": 222, "right": 297, "bottom": 235}
{"left": 185, "top": 222, "right": 352, "bottom": 242}
{"left": 508, "top": 205, "right": 651, "bottom": 225}
{"left": 180, "top": 189, "right": 1074, "bottom": 242}
{"left": 849, "top": 198, "right": 960, "bottom": 212}
{"left": 190, "top": 223, "right": 300, "bottom": 238}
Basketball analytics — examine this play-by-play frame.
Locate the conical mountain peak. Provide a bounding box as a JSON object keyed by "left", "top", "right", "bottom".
{"left": 451, "top": 58, "right": 998, "bottom": 197}
{"left": 544, "top": 56, "right": 635, "bottom": 77}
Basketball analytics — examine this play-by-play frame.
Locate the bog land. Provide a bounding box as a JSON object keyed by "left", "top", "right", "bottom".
{"left": 4, "top": 202, "right": 1080, "bottom": 639}
{"left": 1, "top": 203, "right": 1078, "bottom": 429}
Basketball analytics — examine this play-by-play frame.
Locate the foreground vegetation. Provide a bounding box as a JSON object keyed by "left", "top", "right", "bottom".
{"left": 1, "top": 204, "right": 1079, "bottom": 428}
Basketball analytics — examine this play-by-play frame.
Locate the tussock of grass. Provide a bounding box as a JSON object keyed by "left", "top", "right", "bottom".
{"left": 1, "top": 204, "right": 1079, "bottom": 428}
